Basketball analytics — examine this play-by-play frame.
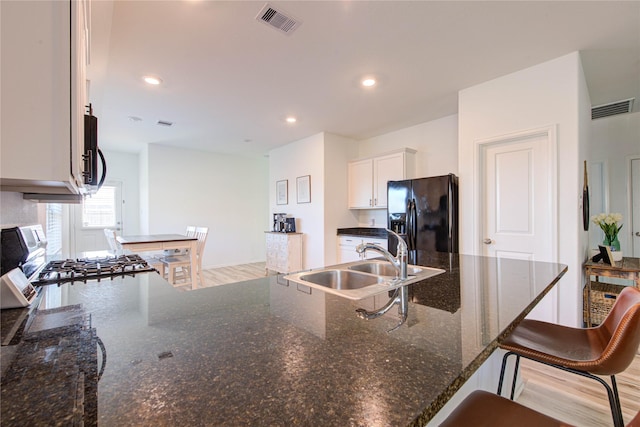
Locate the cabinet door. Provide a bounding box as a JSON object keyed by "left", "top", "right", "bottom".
{"left": 265, "top": 234, "right": 280, "bottom": 271}
{"left": 373, "top": 153, "right": 405, "bottom": 208}
{"left": 285, "top": 234, "right": 302, "bottom": 273}
{"left": 348, "top": 159, "right": 373, "bottom": 209}
{"left": 362, "top": 238, "right": 388, "bottom": 260}
{"left": 0, "top": 0, "right": 86, "bottom": 194}
{"left": 337, "top": 236, "right": 362, "bottom": 263}
{"left": 71, "top": 0, "right": 89, "bottom": 191}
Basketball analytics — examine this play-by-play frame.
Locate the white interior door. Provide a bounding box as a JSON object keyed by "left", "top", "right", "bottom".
{"left": 480, "top": 128, "right": 557, "bottom": 321}
{"left": 73, "top": 181, "right": 123, "bottom": 254}
{"left": 631, "top": 157, "right": 640, "bottom": 257}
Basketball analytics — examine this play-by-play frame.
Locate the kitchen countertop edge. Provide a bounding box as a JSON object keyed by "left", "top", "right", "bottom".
{"left": 337, "top": 227, "right": 388, "bottom": 238}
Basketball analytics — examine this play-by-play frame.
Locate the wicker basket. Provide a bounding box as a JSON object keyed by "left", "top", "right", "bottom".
{"left": 583, "top": 281, "right": 626, "bottom": 325}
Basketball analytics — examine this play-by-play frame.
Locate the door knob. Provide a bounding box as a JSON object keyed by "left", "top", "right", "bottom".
{"left": 636, "top": 232, "right": 640, "bottom": 237}
{"left": 483, "top": 238, "right": 493, "bottom": 245}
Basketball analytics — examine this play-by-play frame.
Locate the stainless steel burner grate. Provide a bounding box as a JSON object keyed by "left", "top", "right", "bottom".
{"left": 32, "top": 254, "right": 157, "bottom": 286}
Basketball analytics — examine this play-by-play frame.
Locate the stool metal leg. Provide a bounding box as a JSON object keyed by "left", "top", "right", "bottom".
{"left": 497, "top": 351, "right": 519, "bottom": 398}
{"left": 610, "top": 375, "right": 624, "bottom": 427}
{"left": 509, "top": 354, "right": 521, "bottom": 400}
{"left": 498, "top": 351, "right": 625, "bottom": 427}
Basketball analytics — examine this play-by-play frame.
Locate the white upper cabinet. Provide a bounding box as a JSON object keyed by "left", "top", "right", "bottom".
{"left": 0, "top": 0, "right": 89, "bottom": 195}
{"left": 347, "top": 148, "right": 416, "bottom": 209}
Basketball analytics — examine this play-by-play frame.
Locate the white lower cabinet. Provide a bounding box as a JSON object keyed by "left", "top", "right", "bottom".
{"left": 337, "top": 236, "right": 388, "bottom": 263}
{"left": 265, "top": 232, "right": 302, "bottom": 273}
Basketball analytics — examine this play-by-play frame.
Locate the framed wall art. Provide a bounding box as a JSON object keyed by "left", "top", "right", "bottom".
{"left": 276, "top": 180, "right": 288, "bottom": 205}
{"left": 297, "top": 175, "right": 311, "bottom": 204}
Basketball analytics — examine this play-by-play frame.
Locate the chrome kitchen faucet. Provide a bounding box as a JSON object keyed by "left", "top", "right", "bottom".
{"left": 354, "top": 229, "right": 409, "bottom": 332}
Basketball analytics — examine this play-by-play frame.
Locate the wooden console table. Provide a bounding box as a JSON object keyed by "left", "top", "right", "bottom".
{"left": 583, "top": 256, "right": 640, "bottom": 325}
{"left": 265, "top": 232, "right": 302, "bottom": 274}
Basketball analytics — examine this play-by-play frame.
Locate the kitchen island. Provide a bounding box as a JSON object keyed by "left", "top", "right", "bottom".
{"left": 1, "top": 253, "right": 566, "bottom": 426}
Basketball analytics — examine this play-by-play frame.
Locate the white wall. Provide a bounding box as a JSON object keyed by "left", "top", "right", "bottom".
{"left": 458, "top": 52, "right": 588, "bottom": 326}
{"left": 324, "top": 133, "right": 360, "bottom": 264}
{"left": 139, "top": 145, "right": 150, "bottom": 234}
{"left": 269, "top": 133, "right": 326, "bottom": 269}
{"left": 355, "top": 114, "right": 459, "bottom": 227}
{"left": 269, "top": 132, "right": 358, "bottom": 269}
{"left": 590, "top": 111, "right": 640, "bottom": 254}
{"left": 146, "top": 145, "right": 269, "bottom": 269}
{"left": 577, "top": 55, "right": 593, "bottom": 314}
{"left": 359, "top": 114, "right": 459, "bottom": 177}
{"left": 102, "top": 149, "right": 140, "bottom": 235}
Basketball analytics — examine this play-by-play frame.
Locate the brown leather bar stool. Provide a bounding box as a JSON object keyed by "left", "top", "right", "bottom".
{"left": 440, "top": 390, "right": 640, "bottom": 427}
{"left": 497, "top": 286, "right": 640, "bottom": 427}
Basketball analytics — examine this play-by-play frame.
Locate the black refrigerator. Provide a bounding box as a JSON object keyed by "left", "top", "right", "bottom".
{"left": 387, "top": 174, "right": 459, "bottom": 256}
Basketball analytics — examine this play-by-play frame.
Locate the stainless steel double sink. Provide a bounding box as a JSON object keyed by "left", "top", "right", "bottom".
{"left": 284, "top": 259, "right": 445, "bottom": 300}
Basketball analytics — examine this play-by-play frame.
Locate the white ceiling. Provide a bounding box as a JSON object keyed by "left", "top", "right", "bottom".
{"left": 89, "top": 1, "right": 640, "bottom": 156}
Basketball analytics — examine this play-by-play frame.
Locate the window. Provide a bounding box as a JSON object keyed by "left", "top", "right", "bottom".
{"left": 46, "top": 203, "right": 63, "bottom": 256}
{"left": 82, "top": 185, "right": 117, "bottom": 228}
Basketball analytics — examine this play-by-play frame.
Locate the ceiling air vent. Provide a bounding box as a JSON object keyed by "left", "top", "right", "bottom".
{"left": 591, "top": 98, "right": 635, "bottom": 120}
{"left": 255, "top": 3, "right": 301, "bottom": 35}
{"left": 157, "top": 120, "right": 173, "bottom": 127}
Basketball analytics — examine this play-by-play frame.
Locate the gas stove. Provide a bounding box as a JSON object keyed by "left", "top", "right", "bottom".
{"left": 32, "top": 254, "right": 157, "bottom": 286}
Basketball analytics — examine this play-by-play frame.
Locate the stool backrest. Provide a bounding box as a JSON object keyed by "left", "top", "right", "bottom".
{"left": 597, "top": 286, "right": 640, "bottom": 375}
{"left": 629, "top": 411, "right": 640, "bottom": 427}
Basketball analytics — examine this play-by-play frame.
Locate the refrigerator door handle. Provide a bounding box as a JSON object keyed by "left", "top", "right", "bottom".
{"left": 409, "top": 199, "right": 417, "bottom": 251}
{"left": 406, "top": 199, "right": 412, "bottom": 251}
{"left": 448, "top": 180, "right": 454, "bottom": 250}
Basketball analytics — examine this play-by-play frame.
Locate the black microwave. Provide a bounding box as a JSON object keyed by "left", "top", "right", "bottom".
{"left": 83, "top": 104, "right": 107, "bottom": 192}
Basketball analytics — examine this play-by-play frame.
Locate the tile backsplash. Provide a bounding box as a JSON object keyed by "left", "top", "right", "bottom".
{"left": 357, "top": 209, "right": 387, "bottom": 228}
{"left": 0, "top": 191, "right": 39, "bottom": 227}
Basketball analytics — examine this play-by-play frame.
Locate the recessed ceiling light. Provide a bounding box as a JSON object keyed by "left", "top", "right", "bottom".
{"left": 362, "top": 78, "right": 376, "bottom": 87}
{"left": 143, "top": 75, "right": 162, "bottom": 85}
{"left": 286, "top": 116, "right": 297, "bottom": 123}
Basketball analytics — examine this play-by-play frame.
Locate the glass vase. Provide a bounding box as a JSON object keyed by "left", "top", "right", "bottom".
{"left": 603, "top": 235, "right": 621, "bottom": 252}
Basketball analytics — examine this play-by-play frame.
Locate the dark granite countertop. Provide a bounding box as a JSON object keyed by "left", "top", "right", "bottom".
{"left": 337, "top": 227, "right": 388, "bottom": 238}
{"left": 1, "top": 252, "right": 566, "bottom": 426}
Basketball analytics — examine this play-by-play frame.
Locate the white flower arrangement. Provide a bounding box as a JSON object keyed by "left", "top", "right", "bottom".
{"left": 591, "top": 213, "right": 623, "bottom": 246}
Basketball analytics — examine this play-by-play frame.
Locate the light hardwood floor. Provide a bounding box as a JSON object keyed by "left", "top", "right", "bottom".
{"left": 198, "top": 263, "right": 639, "bottom": 425}
{"left": 516, "top": 353, "right": 640, "bottom": 426}
{"left": 201, "top": 262, "right": 271, "bottom": 287}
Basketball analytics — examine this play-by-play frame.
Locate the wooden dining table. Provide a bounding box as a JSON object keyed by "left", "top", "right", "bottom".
{"left": 116, "top": 234, "right": 199, "bottom": 287}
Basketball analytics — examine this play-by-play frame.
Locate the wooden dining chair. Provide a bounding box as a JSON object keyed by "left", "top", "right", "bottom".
{"left": 440, "top": 389, "right": 640, "bottom": 427}
{"left": 160, "top": 226, "right": 208, "bottom": 287}
{"left": 103, "top": 228, "right": 120, "bottom": 254}
{"left": 497, "top": 286, "right": 640, "bottom": 427}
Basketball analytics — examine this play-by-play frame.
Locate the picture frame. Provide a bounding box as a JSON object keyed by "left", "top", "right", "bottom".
{"left": 276, "top": 180, "right": 288, "bottom": 205}
{"left": 598, "top": 244, "right": 616, "bottom": 267}
{"left": 296, "top": 175, "right": 311, "bottom": 204}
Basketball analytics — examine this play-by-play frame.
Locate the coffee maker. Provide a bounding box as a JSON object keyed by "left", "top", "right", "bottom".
{"left": 284, "top": 217, "right": 296, "bottom": 233}
{"left": 273, "top": 213, "right": 296, "bottom": 232}
{"left": 273, "top": 213, "right": 286, "bottom": 232}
